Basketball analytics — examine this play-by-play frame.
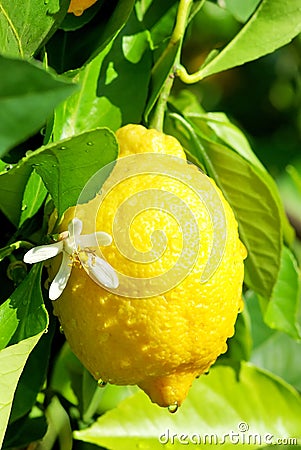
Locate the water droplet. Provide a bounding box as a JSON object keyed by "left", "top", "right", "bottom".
{"left": 168, "top": 402, "right": 178, "bottom": 414}
{"left": 40, "top": 127, "right": 46, "bottom": 136}
{"left": 21, "top": 204, "right": 27, "bottom": 211}
{"left": 86, "top": 141, "right": 94, "bottom": 146}
{"left": 4, "top": 164, "right": 13, "bottom": 171}
{"left": 44, "top": 0, "right": 49, "bottom": 4}
{"left": 195, "top": 374, "right": 200, "bottom": 379}
{"left": 204, "top": 370, "right": 210, "bottom": 375}
{"left": 97, "top": 379, "right": 107, "bottom": 388}
{"left": 26, "top": 150, "right": 33, "bottom": 157}
{"left": 32, "top": 163, "right": 41, "bottom": 167}
{"left": 52, "top": 164, "right": 57, "bottom": 168}
{"left": 59, "top": 325, "right": 64, "bottom": 334}
{"left": 59, "top": 146, "right": 67, "bottom": 150}
{"left": 44, "top": 327, "right": 49, "bottom": 334}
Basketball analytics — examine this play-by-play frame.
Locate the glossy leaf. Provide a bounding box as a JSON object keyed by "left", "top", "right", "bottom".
{"left": 0, "top": 163, "right": 32, "bottom": 226}
{"left": 0, "top": 265, "right": 48, "bottom": 348}
{"left": 19, "top": 170, "right": 47, "bottom": 227}
{"left": 75, "top": 363, "right": 301, "bottom": 449}
{"left": 8, "top": 263, "right": 48, "bottom": 345}
{"left": 9, "top": 323, "right": 54, "bottom": 423}
{"left": 0, "top": 56, "right": 77, "bottom": 158}
{"left": 166, "top": 113, "right": 282, "bottom": 298}
{"left": 30, "top": 128, "right": 119, "bottom": 217}
{"left": 0, "top": 298, "right": 18, "bottom": 350}
{"left": 53, "top": 11, "right": 152, "bottom": 139}
{"left": 187, "top": 112, "right": 294, "bottom": 245}
{"left": 0, "top": 0, "right": 69, "bottom": 58}
{"left": 194, "top": 0, "right": 301, "bottom": 80}
{"left": 0, "top": 128, "right": 118, "bottom": 224}
{"left": 0, "top": 332, "right": 44, "bottom": 449}
{"left": 260, "top": 246, "right": 301, "bottom": 339}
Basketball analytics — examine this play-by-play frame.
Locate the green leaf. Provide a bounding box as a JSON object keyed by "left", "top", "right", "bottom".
{"left": 43, "top": 396, "right": 73, "bottom": 450}
{"left": 0, "top": 298, "right": 18, "bottom": 350}
{"left": 53, "top": 45, "right": 116, "bottom": 140}
{"left": 0, "top": 0, "right": 69, "bottom": 58}
{"left": 0, "top": 162, "right": 32, "bottom": 226}
{"left": 75, "top": 363, "right": 301, "bottom": 449}
{"left": 252, "top": 331, "right": 301, "bottom": 393}
{"left": 31, "top": 128, "right": 119, "bottom": 218}
{"left": 0, "top": 56, "right": 77, "bottom": 158}
{"left": 0, "top": 332, "right": 44, "bottom": 449}
{"left": 47, "top": 0, "right": 135, "bottom": 72}
{"left": 224, "top": 309, "right": 252, "bottom": 362}
{"left": 9, "top": 322, "right": 54, "bottom": 423}
{"left": 187, "top": 111, "right": 294, "bottom": 245}
{"left": 260, "top": 246, "right": 301, "bottom": 339}
{"left": 51, "top": 341, "right": 81, "bottom": 406}
{"left": 1, "top": 260, "right": 46, "bottom": 348}
{"left": 138, "top": 0, "right": 178, "bottom": 49}
{"left": 53, "top": 11, "right": 152, "bottom": 139}
{"left": 19, "top": 170, "right": 47, "bottom": 227}
{"left": 3, "top": 416, "right": 47, "bottom": 450}
{"left": 0, "top": 266, "right": 49, "bottom": 446}
{"left": 8, "top": 263, "right": 48, "bottom": 345}
{"left": 195, "top": 0, "right": 301, "bottom": 80}
{"left": 247, "top": 291, "right": 301, "bottom": 391}
{"left": 0, "top": 128, "right": 118, "bottom": 224}
{"left": 224, "top": 0, "right": 261, "bottom": 22}
{"left": 166, "top": 113, "right": 282, "bottom": 298}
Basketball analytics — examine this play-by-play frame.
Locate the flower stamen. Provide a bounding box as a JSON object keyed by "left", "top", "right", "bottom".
{"left": 23, "top": 217, "right": 119, "bottom": 300}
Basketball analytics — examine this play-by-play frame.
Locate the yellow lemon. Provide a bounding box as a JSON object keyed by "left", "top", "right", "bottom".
{"left": 68, "top": 0, "right": 98, "bottom": 16}
{"left": 51, "top": 124, "right": 246, "bottom": 408}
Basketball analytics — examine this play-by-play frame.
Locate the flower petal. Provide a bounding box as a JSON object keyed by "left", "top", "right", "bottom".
{"left": 49, "top": 252, "right": 72, "bottom": 300}
{"left": 68, "top": 217, "right": 83, "bottom": 238}
{"left": 78, "top": 232, "right": 112, "bottom": 248}
{"left": 86, "top": 254, "right": 119, "bottom": 289}
{"left": 24, "top": 241, "right": 63, "bottom": 264}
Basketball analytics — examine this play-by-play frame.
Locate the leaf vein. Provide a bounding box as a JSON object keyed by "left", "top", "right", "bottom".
{"left": 0, "top": 3, "right": 23, "bottom": 57}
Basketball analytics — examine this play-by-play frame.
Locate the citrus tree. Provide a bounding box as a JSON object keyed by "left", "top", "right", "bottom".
{"left": 0, "top": 0, "right": 301, "bottom": 449}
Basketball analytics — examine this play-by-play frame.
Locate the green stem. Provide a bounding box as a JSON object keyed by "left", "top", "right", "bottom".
{"left": 176, "top": 64, "right": 205, "bottom": 84}
{"left": 149, "top": 0, "right": 193, "bottom": 131}
{"left": 149, "top": 74, "right": 175, "bottom": 132}
{"left": 172, "top": 0, "right": 193, "bottom": 44}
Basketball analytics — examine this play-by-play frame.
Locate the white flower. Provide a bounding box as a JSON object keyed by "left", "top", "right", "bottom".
{"left": 24, "top": 218, "right": 119, "bottom": 300}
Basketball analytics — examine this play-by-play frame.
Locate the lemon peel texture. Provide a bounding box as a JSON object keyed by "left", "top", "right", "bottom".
{"left": 51, "top": 124, "right": 247, "bottom": 408}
